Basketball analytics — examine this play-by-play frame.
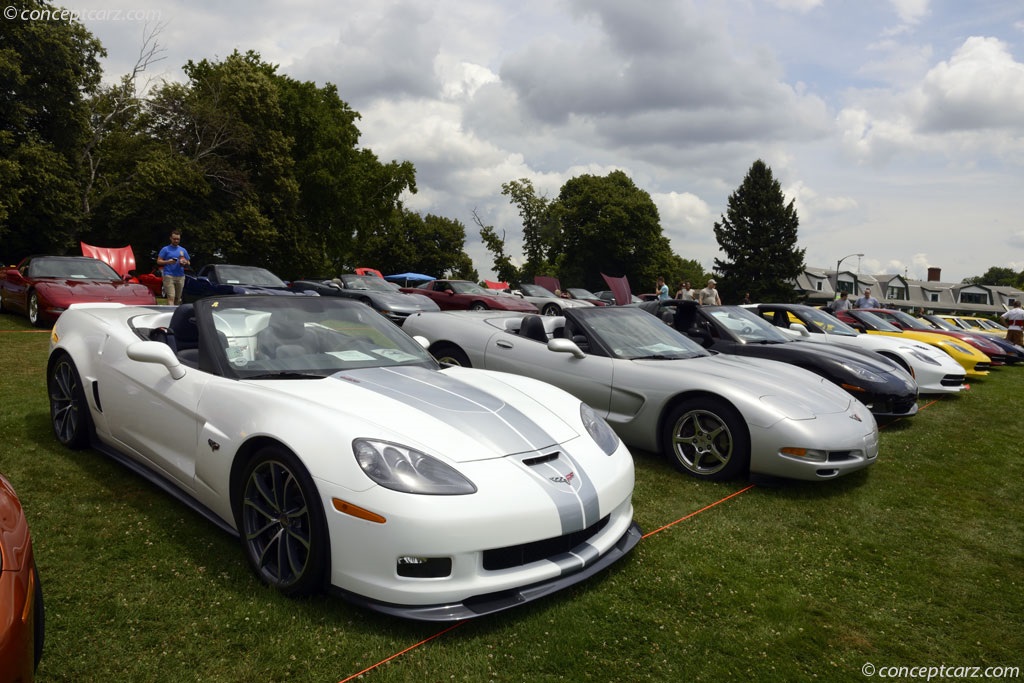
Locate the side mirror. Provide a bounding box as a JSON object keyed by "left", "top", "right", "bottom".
{"left": 127, "top": 341, "right": 186, "bottom": 379}
{"left": 789, "top": 323, "right": 811, "bottom": 337}
{"left": 547, "top": 338, "right": 586, "bottom": 359}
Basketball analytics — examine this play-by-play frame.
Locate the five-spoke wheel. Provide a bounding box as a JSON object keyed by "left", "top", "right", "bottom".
{"left": 662, "top": 398, "right": 749, "bottom": 480}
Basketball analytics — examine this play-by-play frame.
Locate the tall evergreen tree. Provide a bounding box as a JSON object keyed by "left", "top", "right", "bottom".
{"left": 713, "top": 160, "right": 805, "bottom": 303}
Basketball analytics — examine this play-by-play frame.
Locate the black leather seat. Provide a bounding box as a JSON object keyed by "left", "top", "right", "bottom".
{"left": 520, "top": 315, "right": 549, "bottom": 343}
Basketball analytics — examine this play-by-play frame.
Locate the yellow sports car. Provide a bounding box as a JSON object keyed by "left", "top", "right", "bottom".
{"left": 837, "top": 309, "right": 991, "bottom": 378}
{"left": 936, "top": 314, "right": 1007, "bottom": 338}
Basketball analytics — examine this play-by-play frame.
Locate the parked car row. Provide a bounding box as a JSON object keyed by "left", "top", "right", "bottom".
{"left": 13, "top": 261, "right": 1019, "bottom": 647}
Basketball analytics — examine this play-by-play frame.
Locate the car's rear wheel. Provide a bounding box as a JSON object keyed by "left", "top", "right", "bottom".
{"left": 431, "top": 343, "right": 472, "bottom": 367}
{"left": 28, "top": 291, "right": 44, "bottom": 327}
{"left": 662, "top": 398, "right": 749, "bottom": 480}
{"left": 469, "top": 301, "right": 489, "bottom": 311}
{"left": 542, "top": 303, "right": 561, "bottom": 316}
{"left": 48, "top": 353, "right": 93, "bottom": 449}
{"left": 237, "top": 446, "right": 328, "bottom": 597}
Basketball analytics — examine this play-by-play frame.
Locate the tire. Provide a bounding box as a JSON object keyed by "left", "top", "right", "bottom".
{"left": 236, "top": 446, "right": 328, "bottom": 597}
{"left": 469, "top": 301, "right": 489, "bottom": 311}
{"left": 542, "top": 303, "right": 561, "bottom": 316}
{"left": 28, "top": 291, "right": 44, "bottom": 328}
{"left": 48, "top": 353, "right": 93, "bottom": 449}
{"left": 431, "top": 343, "right": 472, "bottom": 367}
{"left": 662, "top": 398, "right": 749, "bottom": 480}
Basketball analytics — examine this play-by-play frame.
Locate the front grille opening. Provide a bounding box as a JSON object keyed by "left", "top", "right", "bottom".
{"left": 483, "top": 516, "right": 609, "bottom": 571}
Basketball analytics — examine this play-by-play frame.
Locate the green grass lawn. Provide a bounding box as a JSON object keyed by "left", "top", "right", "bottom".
{"left": 1, "top": 311, "right": 1022, "bottom": 682}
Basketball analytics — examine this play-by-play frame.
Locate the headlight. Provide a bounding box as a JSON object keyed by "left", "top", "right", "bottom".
{"left": 353, "top": 439, "right": 476, "bottom": 495}
{"left": 580, "top": 403, "right": 620, "bottom": 455}
{"left": 839, "top": 362, "right": 885, "bottom": 383}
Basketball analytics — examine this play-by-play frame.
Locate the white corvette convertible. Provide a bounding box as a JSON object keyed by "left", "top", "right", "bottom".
{"left": 46, "top": 295, "right": 641, "bottom": 620}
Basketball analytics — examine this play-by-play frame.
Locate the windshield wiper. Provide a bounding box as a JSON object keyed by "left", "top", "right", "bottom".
{"left": 244, "top": 371, "right": 325, "bottom": 380}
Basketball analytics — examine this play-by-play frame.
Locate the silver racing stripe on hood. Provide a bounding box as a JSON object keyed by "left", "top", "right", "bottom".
{"left": 515, "top": 449, "right": 601, "bottom": 535}
{"left": 334, "top": 365, "right": 564, "bottom": 455}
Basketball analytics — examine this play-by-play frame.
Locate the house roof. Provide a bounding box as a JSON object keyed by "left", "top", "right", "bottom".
{"left": 793, "top": 266, "right": 1022, "bottom": 315}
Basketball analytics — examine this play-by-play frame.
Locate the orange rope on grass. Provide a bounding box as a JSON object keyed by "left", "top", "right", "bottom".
{"left": 642, "top": 483, "right": 756, "bottom": 539}
{"left": 334, "top": 484, "right": 756, "bottom": 681}
{"left": 337, "top": 621, "right": 465, "bottom": 683}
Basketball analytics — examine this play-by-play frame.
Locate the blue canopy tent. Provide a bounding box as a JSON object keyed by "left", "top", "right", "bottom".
{"left": 384, "top": 272, "right": 435, "bottom": 287}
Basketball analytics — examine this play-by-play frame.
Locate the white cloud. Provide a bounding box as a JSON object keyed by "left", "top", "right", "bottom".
{"left": 56, "top": 0, "right": 1024, "bottom": 282}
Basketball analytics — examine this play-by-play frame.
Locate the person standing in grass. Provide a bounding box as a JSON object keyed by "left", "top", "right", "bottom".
{"left": 1000, "top": 299, "right": 1024, "bottom": 346}
{"left": 157, "top": 230, "right": 190, "bottom": 305}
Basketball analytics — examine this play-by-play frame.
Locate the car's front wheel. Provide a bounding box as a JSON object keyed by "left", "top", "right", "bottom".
{"left": 662, "top": 398, "right": 749, "bottom": 480}
{"left": 236, "top": 446, "right": 328, "bottom": 597}
{"left": 431, "top": 343, "right": 472, "bottom": 367}
{"left": 48, "top": 353, "right": 93, "bottom": 449}
{"left": 28, "top": 291, "right": 44, "bottom": 327}
{"left": 542, "top": 303, "right": 561, "bottom": 316}
{"left": 469, "top": 301, "right": 489, "bottom": 311}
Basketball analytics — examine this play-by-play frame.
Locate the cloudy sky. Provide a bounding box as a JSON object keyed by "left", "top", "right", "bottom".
{"left": 56, "top": 0, "right": 1024, "bottom": 283}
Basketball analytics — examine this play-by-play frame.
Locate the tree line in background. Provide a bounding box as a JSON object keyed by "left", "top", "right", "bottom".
{"left": 9, "top": 2, "right": 1012, "bottom": 302}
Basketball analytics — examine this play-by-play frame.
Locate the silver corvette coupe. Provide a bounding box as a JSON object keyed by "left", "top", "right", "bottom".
{"left": 404, "top": 306, "right": 879, "bottom": 482}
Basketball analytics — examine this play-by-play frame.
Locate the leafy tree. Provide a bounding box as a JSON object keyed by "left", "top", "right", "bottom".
{"left": 501, "top": 179, "right": 561, "bottom": 281}
{"left": 355, "top": 209, "right": 477, "bottom": 280}
{"left": 962, "top": 267, "right": 1022, "bottom": 288}
{"left": 557, "top": 170, "right": 675, "bottom": 292}
{"left": 713, "top": 159, "right": 805, "bottom": 303}
{"left": 667, "top": 256, "right": 712, "bottom": 294}
{"left": 477, "top": 219, "right": 522, "bottom": 285}
{"left": 0, "top": 0, "right": 105, "bottom": 260}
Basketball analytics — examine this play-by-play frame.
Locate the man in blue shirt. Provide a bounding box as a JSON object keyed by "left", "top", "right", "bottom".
{"left": 157, "top": 230, "right": 191, "bottom": 305}
{"left": 655, "top": 276, "right": 670, "bottom": 300}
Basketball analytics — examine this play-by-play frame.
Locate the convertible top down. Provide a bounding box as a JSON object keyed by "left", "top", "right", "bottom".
{"left": 47, "top": 295, "right": 640, "bottom": 621}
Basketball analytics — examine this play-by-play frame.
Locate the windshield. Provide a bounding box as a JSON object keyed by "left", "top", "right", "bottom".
{"left": 520, "top": 283, "right": 556, "bottom": 298}
{"left": 850, "top": 310, "right": 903, "bottom": 332}
{"left": 888, "top": 310, "right": 929, "bottom": 329}
{"left": 342, "top": 275, "right": 398, "bottom": 292}
{"left": 790, "top": 306, "right": 860, "bottom": 337}
{"left": 567, "top": 288, "right": 597, "bottom": 299}
{"left": 925, "top": 316, "right": 957, "bottom": 331}
{"left": 572, "top": 307, "right": 708, "bottom": 360}
{"left": 30, "top": 257, "right": 121, "bottom": 281}
{"left": 203, "top": 296, "right": 436, "bottom": 378}
{"left": 706, "top": 306, "right": 790, "bottom": 343}
{"left": 212, "top": 266, "right": 287, "bottom": 287}
{"left": 452, "top": 281, "right": 486, "bottom": 294}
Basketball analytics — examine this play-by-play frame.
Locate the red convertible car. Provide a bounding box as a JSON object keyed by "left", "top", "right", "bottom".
{"left": 0, "top": 473, "right": 43, "bottom": 682}
{"left": 0, "top": 256, "right": 157, "bottom": 327}
{"left": 402, "top": 279, "right": 538, "bottom": 312}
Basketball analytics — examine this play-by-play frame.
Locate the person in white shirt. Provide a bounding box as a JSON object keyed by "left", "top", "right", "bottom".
{"left": 1000, "top": 300, "right": 1024, "bottom": 346}
{"left": 698, "top": 279, "right": 721, "bottom": 306}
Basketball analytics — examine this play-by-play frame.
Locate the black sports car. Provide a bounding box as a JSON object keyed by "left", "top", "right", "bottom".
{"left": 289, "top": 274, "right": 440, "bottom": 325}
{"left": 183, "top": 264, "right": 312, "bottom": 303}
{"left": 639, "top": 300, "right": 920, "bottom": 419}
